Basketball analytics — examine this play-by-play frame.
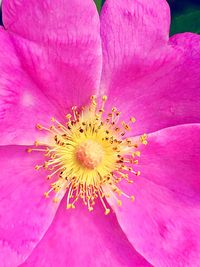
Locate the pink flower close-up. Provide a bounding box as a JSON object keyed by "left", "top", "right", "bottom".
{"left": 0, "top": 0, "right": 200, "bottom": 266}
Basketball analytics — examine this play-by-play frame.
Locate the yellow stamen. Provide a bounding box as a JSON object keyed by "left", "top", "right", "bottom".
{"left": 29, "top": 96, "right": 147, "bottom": 214}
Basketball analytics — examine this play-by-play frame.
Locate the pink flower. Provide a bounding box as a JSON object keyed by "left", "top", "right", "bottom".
{"left": 0, "top": 0, "right": 200, "bottom": 266}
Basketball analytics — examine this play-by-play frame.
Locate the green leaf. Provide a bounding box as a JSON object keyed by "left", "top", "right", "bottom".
{"left": 94, "top": 0, "right": 103, "bottom": 13}
{"left": 170, "top": 8, "right": 200, "bottom": 35}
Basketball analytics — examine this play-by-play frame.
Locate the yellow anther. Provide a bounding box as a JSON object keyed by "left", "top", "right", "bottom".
{"left": 34, "top": 141, "right": 39, "bottom": 147}
{"left": 66, "top": 114, "right": 72, "bottom": 119}
{"left": 112, "top": 107, "right": 117, "bottom": 112}
{"left": 36, "top": 124, "right": 43, "bottom": 130}
{"left": 131, "top": 196, "right": 135, "bottom": 202}
{"left": 140, "top": 134, "right": 148, "bottom": 145}
{"left": 50, "top": 125, "right": 55, "bottom": 130}
{"left": 90, "top": 95, "right": 97, "bottom": 100}
{"left": 102, "top": 95, "right": 107, "bottom": 101}
{"left": 117, "top": 199, "right": 122, "bottom": 207}
{"left": 130, "top": 117, "right": 136, "bottom": 123}
{"left": 43, "top": 162, "right": 48, "bottom": 169}
{"left": 135, "top": 151, "right": 141, "bottom": 157}
{"left": 53, "top": 197, "right": 59, "bottom": 203}
{"left": 122, "top": 121, "right": 131, "bottom": 131}
{"left": 88, "top": 207, "right": 94, "bottom": 212}
{"left": 35, "top": 165, "right": 41, "bottom": 170}
{"left": 105, "top": 208, "right": 110, "bottom": 215}
{"left": 44, "top": 192, "right": 49, "bottom": 198}
{"left": 126, "top": 138, "right": 132, "bottom": 143}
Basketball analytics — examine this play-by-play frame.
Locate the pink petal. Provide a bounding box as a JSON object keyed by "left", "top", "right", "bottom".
{"left": 0, "top": 28, "right": 60, "bottom": 145}
{"left": 100, "top": 0, "right": 170, "bottom": 87}
{"left": 101, "top": 0, "right": 200, "bottom": 135}
{"left": 0, "top": 145, "right": 63, "bottom": 267}
{"left": 2, "top": 0, "right": 102, "bottom": 110}
{"left": 107, "top": 124, "right": 200, "bottom": 267}
{"left": 21, "top": 199, "right": 152, "bottom": 267}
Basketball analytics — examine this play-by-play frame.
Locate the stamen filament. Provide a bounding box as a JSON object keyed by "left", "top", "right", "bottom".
{"left": 30, "top": 96, "right": 146, "bottom": 214}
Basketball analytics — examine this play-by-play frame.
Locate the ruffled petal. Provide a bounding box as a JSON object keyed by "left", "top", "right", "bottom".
{"left": 2, "top": 0, "right": 102, "bottom": 110}
{"left": 101, "top": 0, "right": 200, "bottom": 135}
{"left": 21, "top": 199, "right": 152, "bottom": 267}
{"left": 107, "top": 124, "right": 200, "bottom": 267}
{"left": 0, "top": 28, "right": 60, "bottom": 145}
{"left": 0, "top": 145, "right": 63, "bottom": 267}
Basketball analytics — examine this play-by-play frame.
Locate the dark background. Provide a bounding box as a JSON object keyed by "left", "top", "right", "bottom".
{"left": 168, "top": 0, "right": 200, "bottom": 35}
{"left": 0, "top": 0, "right": 200, "bottom": 35}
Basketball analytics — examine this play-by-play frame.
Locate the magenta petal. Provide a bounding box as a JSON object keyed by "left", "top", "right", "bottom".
{"left": 0, "top": 28, "right": 61, "bottom": 145}
{"left": 0, "top": 146, "right": 62, "bottom": 267}
{"left": 21, "top": 200, "right": 152, "bottom": 267}
{"left": 107, "top": 124, "right": 200, "bottom": 267}
{"left": 101, "top": 0, "right": 200, "bottom": 135}
{"left": 100, "top": 0, "right": 170, "bottom": 86}
{"left": 2, "top": 0, "right": 102, "bottom": 110}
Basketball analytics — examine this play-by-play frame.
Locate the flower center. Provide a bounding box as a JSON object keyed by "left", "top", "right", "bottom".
{"left": 28, "top": 95, "right": 147, "bottom": 214}
{"left": 76, "top": 140, "right": 104, "bottom": 169}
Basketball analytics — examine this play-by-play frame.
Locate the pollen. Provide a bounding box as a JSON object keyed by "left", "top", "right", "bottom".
{"left": 28, "top": 95, "right": 147, "bottom": 214}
